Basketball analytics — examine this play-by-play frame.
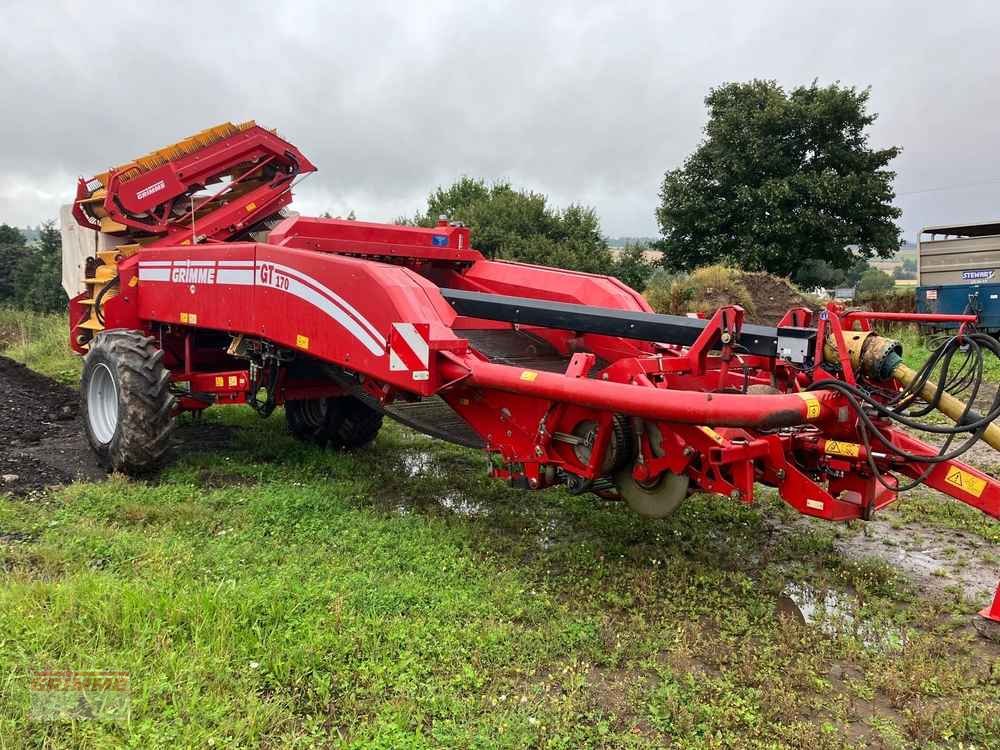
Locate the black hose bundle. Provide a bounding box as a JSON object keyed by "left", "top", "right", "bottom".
{"left": 806, "top": 331, "right": 1000, "bottom": 491}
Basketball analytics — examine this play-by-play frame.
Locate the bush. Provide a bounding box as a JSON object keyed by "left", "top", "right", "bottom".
{"left": 643, "top": 265, "right": 755, "bottom": 317}
{"left": 856, "top": 268, "right": 894, "bottom": 297}
{"left": 859, "top": 287, "right": 916, "bottom": 313}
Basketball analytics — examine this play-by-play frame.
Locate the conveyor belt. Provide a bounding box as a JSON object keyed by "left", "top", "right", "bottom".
{"left": 462, "top": 329, "right": 573, "bottom": 373}
{"left": 384, "top": 397, "right": 485, "bottom": 448}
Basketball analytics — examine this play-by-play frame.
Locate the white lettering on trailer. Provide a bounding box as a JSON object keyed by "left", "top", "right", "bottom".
{"left": 136, "top": 258, "right": 386, "bottom": 357}
{"left": 256, "top": 262, "right": 384, "bottom": 356}
{"left": 171, "top": 266, "right": 217, "bottom": 284}
{"left": 135, "top": 179, "right": 166, "bottom": 201}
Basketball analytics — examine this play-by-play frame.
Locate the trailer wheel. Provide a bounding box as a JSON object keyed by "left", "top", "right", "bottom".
{"left": 285, "top": 397, "right": 330, "bottom": 442}
{"left": 286, "top": 396, "right": 383, "bottom": 449}
{"left": 81, "top": 330, "right": 175, "bottom": 475}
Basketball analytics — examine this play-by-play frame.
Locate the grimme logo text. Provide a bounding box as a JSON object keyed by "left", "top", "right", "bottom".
{"left": 171, "top": 266, "right": 217, "bottom": 284}
{"left": 135, "top": 179, "right": 166, "bottom": 200}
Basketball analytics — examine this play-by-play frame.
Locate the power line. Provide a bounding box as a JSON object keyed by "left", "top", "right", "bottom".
{"left": 897, "top": 177, "right": 1000, "bottom": 197}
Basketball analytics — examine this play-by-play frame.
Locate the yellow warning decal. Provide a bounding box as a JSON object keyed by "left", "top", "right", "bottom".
{"left": 245, "top": 202, "right": 257, "bottom": 213}
{"left": 825, "top": 440, "right": 860, "bottom": 458}
{"left": 699, "top": 426, "right": 725, "bottom": 445}
{"left": 128, "top": 276, "right": 139, "bottom": 287}
{"left": 180, "top": 312, "right": 188, "bottom": 323}
{"left": 944, "top": 467, "right": 987, "bottom": 498}
{"left": 215, "top": 376, "right": 224, "bottom": 387}
{"left": 795, "top": 392, "right": 821, "bottom": 420}
{"left": 296, "top": 334, "right": 310, "bottom": 350}
{"left": 520, "top": 370, "right": 538, "bottom": 382}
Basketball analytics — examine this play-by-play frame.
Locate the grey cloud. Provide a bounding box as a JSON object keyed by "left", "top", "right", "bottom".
{"left": 1, "top": 0, "right": 999, "bottom": 241}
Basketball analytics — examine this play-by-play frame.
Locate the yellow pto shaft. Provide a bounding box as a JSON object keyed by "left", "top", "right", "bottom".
{"left": 891, "top": 361, "right": 1000, "bottom": 452}
{"left": 825, "top": 329, "right": 1000, "bottom": 453}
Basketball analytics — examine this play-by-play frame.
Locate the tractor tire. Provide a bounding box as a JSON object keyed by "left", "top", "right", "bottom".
{"left": 285, "top": 395, "right": 383, "bottom": 449}
{"left": 80, "top": 330, "right": 175, "bottom": 475}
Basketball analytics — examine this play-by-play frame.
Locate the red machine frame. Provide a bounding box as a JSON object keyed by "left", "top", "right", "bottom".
{"left": 69, "top": 128, "right": 1000, "bottom": 625}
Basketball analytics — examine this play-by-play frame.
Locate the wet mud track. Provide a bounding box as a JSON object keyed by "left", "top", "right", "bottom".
{"left": 0, "top": 356, "right": 103, "bottom": 494}
{"left": 0, "top": 356, "right": 234, "bottom": 495}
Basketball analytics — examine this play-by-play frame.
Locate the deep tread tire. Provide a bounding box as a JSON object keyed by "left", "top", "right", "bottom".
{"left": 81, "top": 329, "right": 175, "bottom": 475}
{"left": 285, "top": 396, "right": 382, "bottom": 449}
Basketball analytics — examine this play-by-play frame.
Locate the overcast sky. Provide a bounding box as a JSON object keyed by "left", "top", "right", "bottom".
{"left": 2, "top": 0, "right": 998, "bottom": 242}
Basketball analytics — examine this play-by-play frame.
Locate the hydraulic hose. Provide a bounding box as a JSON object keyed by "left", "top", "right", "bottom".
{"left": 820, "top": 329, "right": 1000, "bottom": 457}
{"left": 891, "top": 360, "right": 1000, "bottom": 451}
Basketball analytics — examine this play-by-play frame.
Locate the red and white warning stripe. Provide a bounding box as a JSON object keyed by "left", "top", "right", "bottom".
{"left": 389, "top": 322, "right": 430, "bottom": 380}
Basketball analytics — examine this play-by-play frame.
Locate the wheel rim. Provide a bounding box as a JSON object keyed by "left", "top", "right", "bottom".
{"left": 88, "top": 363, "right": 119, "bottom": 445}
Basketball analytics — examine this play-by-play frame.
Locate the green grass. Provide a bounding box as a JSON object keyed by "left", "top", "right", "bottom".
{"left": 2, "top": 414, "right": 998, "bottom": 748}
{"left": 0, "top": 308, "right": 81, "bottom": 385}
{"left": 891, "top": 325, "right": 1000, "bottom": 385}
{"left": 0, "top": 312, "right": 998, "bottom": 747}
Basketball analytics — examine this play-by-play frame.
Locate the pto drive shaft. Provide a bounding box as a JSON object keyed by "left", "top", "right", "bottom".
{"left": 829, "top": 331, "right": 1000, "bottom": 452}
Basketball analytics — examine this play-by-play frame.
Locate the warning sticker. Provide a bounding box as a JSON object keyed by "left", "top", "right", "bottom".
{"left": 795, "top": 392, "right": 822, "bottom": 420}
{"left": 520, "top": 371, "right": 538, "bottom": 382}
{"left": 296, "top": 334, "right": 310, "bottom": 350}
{"left": 824, "top": 440, "right": 860, "bottom": 458}
{"left": 944, "top": 467, "right": 986, "bottom": 498}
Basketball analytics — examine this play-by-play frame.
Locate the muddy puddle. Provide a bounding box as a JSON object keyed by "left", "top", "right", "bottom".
{"left": 832, "top": 516, "right": 999, "bottom": 606}
{"left": 778, "top": 582, "right": 907, "bottom": 651}
{"left": 400, "top": 450, "right": 436, "bottom": 478}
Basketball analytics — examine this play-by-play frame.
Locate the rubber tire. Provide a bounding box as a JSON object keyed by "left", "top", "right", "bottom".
{"left": 285, "top": 396, "right": 383, "bottom": 449}
{"left": 81, "top": 330, "right": 175, "bottom": 475}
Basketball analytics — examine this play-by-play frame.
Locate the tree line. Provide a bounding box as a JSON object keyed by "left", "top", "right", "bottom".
{"left": 403, "top": 79, "right": 902, "bottom": 294}
{"left": 0, "top": 222, "right": 66, "bottom": 313}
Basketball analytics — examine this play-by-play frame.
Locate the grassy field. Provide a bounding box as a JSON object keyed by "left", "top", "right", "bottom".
{"left": 892, "top": 325, "right": 1000, "bottom": 385}
{"left": 1, "top": 312, "right": 998, "bottom": 748}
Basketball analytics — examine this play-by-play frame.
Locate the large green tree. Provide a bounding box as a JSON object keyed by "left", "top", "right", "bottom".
{"left": 657, "top": 80, "right": 901, "bottom": 280}
{"left": 411, "top": 178, "right": 620, "bottom": 276}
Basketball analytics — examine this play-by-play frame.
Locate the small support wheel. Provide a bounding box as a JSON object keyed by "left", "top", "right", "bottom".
{"left": 285, "top": 396, "right": 383, "bottom": 449}
{"left": 80, "top": 329, "right": 175, "bottom": 475}
{"left": 614, "top": 464, "right": 690, "bottom": 519}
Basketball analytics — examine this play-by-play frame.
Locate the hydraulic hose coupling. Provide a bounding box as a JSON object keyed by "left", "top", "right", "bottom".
{"left": 825, "top": 330, "right": 1000, "bottom": 452}
{"left": 822, "top": 329, "right": 902, "bottom": 380}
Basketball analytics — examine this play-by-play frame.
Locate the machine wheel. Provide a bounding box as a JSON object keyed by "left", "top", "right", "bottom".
{"left": 285, "top": 396, "right": 383, "bottom": 449}
{"left": 614, "top": 464, "right": 690, "bottom": 519}
{"left": 80, "top": 330, "right": 175, "bottom": 475}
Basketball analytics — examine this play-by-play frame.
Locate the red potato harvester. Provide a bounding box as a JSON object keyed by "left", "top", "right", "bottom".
{"left": 67, "top": 122, "right": 1000, "bottom": 626}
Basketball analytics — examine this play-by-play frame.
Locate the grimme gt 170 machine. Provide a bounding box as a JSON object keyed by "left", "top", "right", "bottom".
{"left": 67, "top": 122, "right": 1000, "bottom": 625}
